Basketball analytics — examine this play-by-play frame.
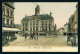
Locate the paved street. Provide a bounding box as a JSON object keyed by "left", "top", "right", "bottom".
{"left": 2, "top": 34, "right": 78, "bottom": 52}
{"left": 3, "top": 34, "right": 76, "bottom": 47}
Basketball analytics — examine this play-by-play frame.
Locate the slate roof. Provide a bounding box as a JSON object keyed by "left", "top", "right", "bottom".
{"left": 21, "top": 14, "right": 54, "bottom": 21}
{"left": 40, "top": 14, "right": 53, "bottom": 20}
{"left": 21, "top": 16, "right": 30, "bottom": 21}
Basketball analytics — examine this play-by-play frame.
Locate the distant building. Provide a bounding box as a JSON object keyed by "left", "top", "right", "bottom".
{"left": 64, "top": 22, "right": 68, "bottom": 35}
{"left": 57, "top": 28, "right": 64, "bottom": 36}
{"left": 54, "top": 24, "right": 57, "bottom": 35}
{"left": 21, "top": 5, "right": 55, "bottom": 35}
{"left": 15, "top": 24, "right": 21, "bottom": 30}
{"left": 15, "top": 24, "right": 22, "bottom": 35}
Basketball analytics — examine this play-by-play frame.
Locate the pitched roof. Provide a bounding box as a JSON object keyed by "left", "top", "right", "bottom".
{"left": 21, "top": 16, "right": 30, "bottom": 21}
{"left": 21, "top": 14, "right": 54, "bottom": 21}
{"left": 40, "top": 14, "right": 53, "bottom": 20}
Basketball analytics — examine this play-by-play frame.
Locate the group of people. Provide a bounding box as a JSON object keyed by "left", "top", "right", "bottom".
{"left": 30, "top": 32, "right": 38, "bottom": 40}
{"left": 67, "top": 33, "right": 78, "bottom": 46}
{"left": 23, "top": 32, "right": 38, "bottom": 40}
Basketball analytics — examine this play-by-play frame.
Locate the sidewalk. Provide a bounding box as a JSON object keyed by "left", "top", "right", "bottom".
{"left": 58, "top": 35, "right": 67, "bottom": 41}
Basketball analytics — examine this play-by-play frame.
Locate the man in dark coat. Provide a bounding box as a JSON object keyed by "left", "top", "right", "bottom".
{"left": 30, "top": 32, "right": 34, "bottom": 39}
{"left": 24, "top": 33, "right": 27, "bottom": 39}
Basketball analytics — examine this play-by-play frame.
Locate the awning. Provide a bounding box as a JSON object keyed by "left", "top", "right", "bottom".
{"left": 2, "top": 27, "right": 22, "bottom": 32}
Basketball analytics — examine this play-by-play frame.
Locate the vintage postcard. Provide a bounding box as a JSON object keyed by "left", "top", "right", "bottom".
{"left": 2, "top": 2, "right": 78, "bottom": 52}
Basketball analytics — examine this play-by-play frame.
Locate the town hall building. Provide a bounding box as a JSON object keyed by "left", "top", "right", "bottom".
{"left": 21, "top": 5, "right": 56, "bottom": 35}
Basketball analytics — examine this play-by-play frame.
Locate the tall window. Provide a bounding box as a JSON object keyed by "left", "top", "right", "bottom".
{"left": 11, "top": 20, "right": 13, "bottom": 25}
{"left": 36, "top": 21, "right": 38, "bottom": 25}
{"left": 7, "top": 19, "right": 9, "bottom": 25}
{"left": 2, "top": 7, "right": 5, "bottom": 15}
{"left": 7, "top": 10, "right": 9, "bottom": 17}
{"left": 42, "top": 26, "right": 44, "bottom": 31}
{"left": 36, "top": 26, "right": 38, "bottom": 31}
{"left": 45, "top": 21, "right": 47, "bottom": 25}
{"left": 49, "top": 26, "right": 50, "bottom": 31}
{"left": 46, "top": 26, "right": 47, "bottom": 31}
{"left": 30, "top": 26, "right": 32, "bottom": 31}
{"left": 33, "top": 21, "right": 35, "bottom": 25}
{"left": 33, "top": 26, "right": 35, "bottom": 31}
{"left": 23, "top": 22, "right": 24, "bottom": 26}
{"left": 2, "top": 18, "right": 5, "bottom": 26}
{"left": 11, "top": 12, "right": 13, "bottom": 17}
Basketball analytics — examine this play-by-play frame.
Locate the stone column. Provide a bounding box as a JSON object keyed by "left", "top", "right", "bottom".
{"left": 21, "top": 22, "right": 23, "bottom": 35}
{"left": 38, "top": 20, "right": 40, "bottom": 31}
{"left": 47, "top": 21, "right": 49, "bottom": 31}
{"left": 32, "top": 21, "right": 33, "bottom": 32}
{"left": 44, "top": 21, "right": 45, "bottom": 30}
{"left": 28, "top": 21, "right": 30, "bottom": 33}
{"left": 40, "top": 21, "right": 42, "bottom": 31}
{"left": 35, "top": 21, "right": 36, "bottom": 31}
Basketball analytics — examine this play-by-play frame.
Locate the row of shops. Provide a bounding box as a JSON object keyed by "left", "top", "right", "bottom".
{"left": 2, "top": 27, "right": 21, "bottom": 45}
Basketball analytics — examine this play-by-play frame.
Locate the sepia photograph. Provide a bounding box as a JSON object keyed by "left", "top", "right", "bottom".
{"left": 2, "top": 2, "right": 78, "bottom": 52}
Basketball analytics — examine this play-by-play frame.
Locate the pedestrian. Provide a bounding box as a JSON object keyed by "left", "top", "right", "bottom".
{"left": 24, "top": 33, "right": 27, "bottom": 39}
{"left": 36, "top": 32, "right": 38, "bottom": 40}
{"left": 34, "top": 32, "right": 38, "bottom": 40}
{"left": 71, "top": 36, "right": 76, "bottom": 46}
{"left": 45, "top": 33, "right": 46, "bottom": 37}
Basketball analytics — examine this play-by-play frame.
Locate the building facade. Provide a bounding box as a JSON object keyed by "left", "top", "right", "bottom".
{"left": 54, "top": 24, "right": 57, "bottom": 35}
{"left": 2, "top": 2, "right": 20, "bottom": 45}
{"left": 74, "top": 4, "right": 78, "bottom": 34}
{"left": 21, "top": 5, "right": 54, "bottom": 35}
{"left": 2, "top": 2, "right": 15, "bottom": 27}
{"left": 68, "top": 3, "right": 78, "bottom": 34}
{"left": 15, "top": 24, "right": 21, "bottom": 35}
{"left": 57, "top": 28, "right": 64, "bottom": 36}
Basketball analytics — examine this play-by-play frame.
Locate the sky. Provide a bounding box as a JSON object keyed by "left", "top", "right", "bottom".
{"left": 14, "top": 2, "right": 77, "bottom": 29}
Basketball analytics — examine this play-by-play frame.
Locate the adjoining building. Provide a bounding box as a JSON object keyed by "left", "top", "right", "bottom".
{"left": 68, "top": 3, "right": 78, "bottom": 35}
{"left": 2, "top": 2, "right": 15, "bottom": 27}
{"left": 74, "top": 3, "right": 78, "bottom": 34}
{"left": 64, "top": 22, "right": 68, "bottom": 36}
{"left": 2, "top": 2, "right": 21, "bottom": 45}
{"left": 21, "top": 5, "right": 55, "bottom": 35}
